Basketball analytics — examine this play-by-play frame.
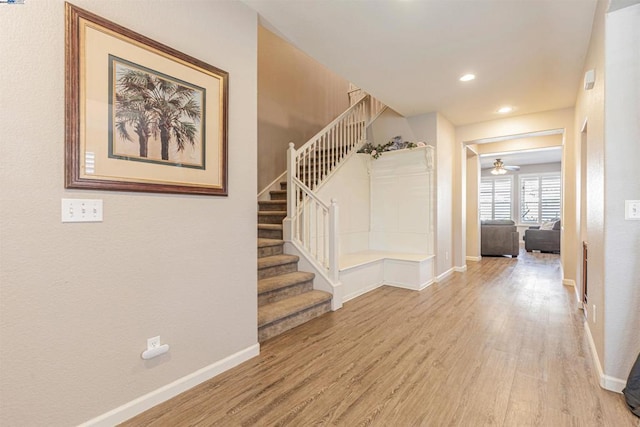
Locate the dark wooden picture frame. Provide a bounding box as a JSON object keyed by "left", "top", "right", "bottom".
{"left": 65, "top": 2, "right": 228, "bottom": 195}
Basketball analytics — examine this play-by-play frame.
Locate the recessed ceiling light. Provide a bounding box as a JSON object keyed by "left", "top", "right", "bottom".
{"left": 498, "top": 106, "right": 513, "bottom": 114}
{"left": 459, "top": 73, "right": 475, "bottom": 82}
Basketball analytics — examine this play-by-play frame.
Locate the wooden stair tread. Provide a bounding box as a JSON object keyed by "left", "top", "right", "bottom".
{"left": 258, "top": 210, "right": 287, "bottom": 215}
{"left": 259, "top": 271, "right": 315, "bottom": 295}
{"left": 258, "top": 254, "right": 299, "bottom": 269}
{"left": 258, "top": 290, "right": 332, "bottom": 327}
{"left": 258, "top": 224, "right": 283, "bottom": 230}
{"left": 258, "top": 200, "right": 287, "bottom": 206}
{"left": 258, "top": 238, "right": 284, "bottom": 248}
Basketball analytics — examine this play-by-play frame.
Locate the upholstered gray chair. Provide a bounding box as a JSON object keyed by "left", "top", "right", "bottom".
{"left": 524, "top": 219, "right": 561, "bottom": 253}
{"left": 480, "top": 220, "right": 519, "bottom": 257}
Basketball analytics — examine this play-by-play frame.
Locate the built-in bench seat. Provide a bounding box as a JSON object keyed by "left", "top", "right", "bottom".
{"left": 339, "top": 250, "right": 435, "bottom": 302}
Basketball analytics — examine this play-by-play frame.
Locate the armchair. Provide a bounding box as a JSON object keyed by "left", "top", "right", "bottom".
{"left": 524, "top": 219, "right": 561, "bottom": 253}
{"left": 480, "top": 220, "right": 519, "bottom": 257}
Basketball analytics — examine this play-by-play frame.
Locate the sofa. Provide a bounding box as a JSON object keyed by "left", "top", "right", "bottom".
{"left": 524, "top": 219, "right": 561, "bottom": 253}
{"left": 480, "top": 219, "right": 519, "bottom": 257}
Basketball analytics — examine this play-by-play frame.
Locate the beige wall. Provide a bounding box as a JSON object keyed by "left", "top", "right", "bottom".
{"left": 474, "top": 134, "right": 563, "bottom": 155}
{"left": 258, "top": 26, "right": 350, "bottom": 191}
{"left": 573, "top": 0, "right": 607, "bottom": 369}
{"left": 369, "top": 108, "right": 417, "bottom": 145}
{"left": 603, "top": 2, "right": 640, "bottom": 380}
{"left": 573, "top": 0, "right": 640, "bottom": 384}
{"left": 435, "top": 114, "right": 455, "bottom": 275}
{"left": 465, "top": 148, "right": 480, "bottom": 259}
{"left": 0, "top": 1, "right": 258, "bottom": 425}
{"left": 456, "top": 109, "right": 574, "bottom": 143}
{"left": 406, "top": 113, "right": 455, "bottom": 276}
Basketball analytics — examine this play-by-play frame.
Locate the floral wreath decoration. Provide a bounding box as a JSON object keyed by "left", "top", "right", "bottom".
{"left": 357, "top": 135, "right": 426, "bottom": 159}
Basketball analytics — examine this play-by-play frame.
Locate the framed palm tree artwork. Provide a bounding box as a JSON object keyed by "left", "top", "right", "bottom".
{"left": 65, "top": 2, "right": 228, "bottom": 195}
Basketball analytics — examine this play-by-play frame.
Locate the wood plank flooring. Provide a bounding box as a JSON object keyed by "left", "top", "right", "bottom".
{"left": 122, "top": 250, "right": 639, "bottom": 426}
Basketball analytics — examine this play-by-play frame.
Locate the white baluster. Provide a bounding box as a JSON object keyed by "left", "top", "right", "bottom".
{"left": 329, "top": 198, "right": 339, "bottom": 281}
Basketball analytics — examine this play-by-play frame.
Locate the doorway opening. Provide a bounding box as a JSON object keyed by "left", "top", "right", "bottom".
{"left": 580, "top": 121, "right": 588, "bottom": 315}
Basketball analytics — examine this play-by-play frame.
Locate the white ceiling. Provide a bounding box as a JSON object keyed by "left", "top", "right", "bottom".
{"left": 244, "top": 0, "right": 597, "bottom": 126}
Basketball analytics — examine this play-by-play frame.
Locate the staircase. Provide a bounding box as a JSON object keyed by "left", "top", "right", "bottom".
{"left": 256, "top": 93, "right": 386, "bottom": 341}
{"left": 257, "top": 181, "right": 332, "bottom": 342}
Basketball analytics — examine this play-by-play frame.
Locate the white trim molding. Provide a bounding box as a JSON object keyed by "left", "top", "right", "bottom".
{"left": 435, "top": 267, "right": 455, "bottom": 282}
{"left": 602, "top": 374, "right": 627, "bottom": 393}
{"left": 80, "top": 344, "right": 260, "bottom": 426}
{"left": 454, "top": 265, "right": 467, "bottom": 272}
{"left": 257, "top": 171, "right": 286, "bottom": 201}
{"left": 584, "top": 321, "right": 627, "bottom": 393}
{"left": 285, "top": 241, "right": 343, "bottom": 310}
{"left": 562, "top": 278, "right": 576, "bottom": 287}
{"left": 466, "top": 256, "right": 482, "bottom": 262}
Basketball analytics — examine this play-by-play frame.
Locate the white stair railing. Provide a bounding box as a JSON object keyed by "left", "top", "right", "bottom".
{"left": 285, "top": 93, "right": 385, "bottom": 282}
{"left": 293, "top": 95, "right": 368, "bottom": 192}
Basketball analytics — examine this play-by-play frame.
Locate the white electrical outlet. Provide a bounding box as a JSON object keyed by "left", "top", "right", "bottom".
{"left": 147, "top": 336, "right": 161, "bottom": 350}
{"left": 141, "top": 336, "right": 169, "bottom": 360}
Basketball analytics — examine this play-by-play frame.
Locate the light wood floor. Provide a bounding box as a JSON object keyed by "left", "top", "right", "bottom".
{"left": 123, "top": 250, "right": 639, "bottom": 426}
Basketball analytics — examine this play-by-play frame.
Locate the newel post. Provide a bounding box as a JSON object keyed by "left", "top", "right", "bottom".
{"left": 283, "top": 142, "right": 296, "bottom": 241}
{"left": 329, "top": 198, "right": 340, "bottom": 282}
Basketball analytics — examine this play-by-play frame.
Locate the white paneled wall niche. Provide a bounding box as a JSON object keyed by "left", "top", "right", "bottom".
{"left": 369, "top": 147, "right": 435, "bottom": 254}
{"left": 318, "top": 146, "right": 435, "bottom": 302}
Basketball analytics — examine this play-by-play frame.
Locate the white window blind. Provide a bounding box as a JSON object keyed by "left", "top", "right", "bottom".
{"left": 480, "top": 180, "right": 493, "bottom": 220}
{"left": 520, "top": 177, "right": 539, "bottom": 223}
{"left": 541, "top": 176, "right": 561, "bottom": 221}
{"left": 520, "top": 174, "right": 561, "bottom": 224}
{"left": 480, "top": 177, "right": 512, "bottom": 220}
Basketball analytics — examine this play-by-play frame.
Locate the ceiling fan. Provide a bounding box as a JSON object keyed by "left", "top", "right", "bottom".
{"left": 490, "top": 158, "right": 520, "bottom": 175}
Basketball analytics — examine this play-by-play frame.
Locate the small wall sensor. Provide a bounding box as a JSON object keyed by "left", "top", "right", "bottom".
{"left": 584, "top": 69, "right": 596, "bottom": 90}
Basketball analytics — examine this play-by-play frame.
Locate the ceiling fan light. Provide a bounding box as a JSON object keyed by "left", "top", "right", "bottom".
{"left": 490, "top": 158, "right": 508, "bottom": 175}
{"left": 491, "top": 167, "right": 507, "bottom": 175}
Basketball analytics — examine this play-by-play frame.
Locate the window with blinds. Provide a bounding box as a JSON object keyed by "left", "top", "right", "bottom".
{"left": 520, "top": 174, "right": 561, "bottom": 224}
{"left": 480, "top": 177, "right": 512, "bottom": 221}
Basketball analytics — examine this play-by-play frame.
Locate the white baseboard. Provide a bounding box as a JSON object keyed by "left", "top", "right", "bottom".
{"left": 466, "top": 256, "right": 482, "bottom": 262}
{"left": 435, "top": 267, "right": 454, "bottom": 283}
{"left": 584, "top": 321, "right": 626, "bottom": 393}
{"left": 386, "top": 279, "right": 434, "bottom": 291}
{"left": 417, "top": 280, "right": 435, "bottom": 291}
{"left": 80, "top": 344, "right": 260, "bottom": 426}
{"left": 343, "top": 281, "right": 384, "bottom": 303}
{"left": 602, "top": 374, "right": 627, "bottom": 393}
{"left": 454, "top": 265, "right": 467, "bottom": 273}
{"left": 563, "top": 279, "right": 581, "bottom": 304}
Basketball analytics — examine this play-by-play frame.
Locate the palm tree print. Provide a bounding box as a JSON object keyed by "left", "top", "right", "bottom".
{"left": 113, "top": 60, "right": 203, "bottom": 164}
{"left": 114, "top": 72, "right": 158, "bottom": 158}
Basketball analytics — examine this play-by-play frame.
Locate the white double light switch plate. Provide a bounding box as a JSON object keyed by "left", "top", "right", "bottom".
{"left": 61, "top": 199, "right": 103, "bottom": 223}
{"left": 625, "top": 200, "right": 640, "bottom": 220}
